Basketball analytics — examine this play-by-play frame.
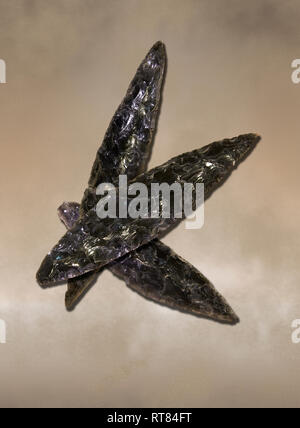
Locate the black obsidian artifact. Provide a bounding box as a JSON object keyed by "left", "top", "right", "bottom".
{"left": 36, "top": 42, "right": 260, "bottom": 324}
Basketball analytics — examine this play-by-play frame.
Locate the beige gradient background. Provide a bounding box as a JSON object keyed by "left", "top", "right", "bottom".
{"left": 0, "top": 0, "right": 300, "bottom": 408}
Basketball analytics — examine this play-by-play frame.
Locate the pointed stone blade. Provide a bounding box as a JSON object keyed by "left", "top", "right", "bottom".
{"left": 37, "top": 133, "right": 260, "bottom": 286}
{"left": 110, "top": 240, "right": 239, "bottom": 324}
{"left": 80, "top": 41, "right": 166, "bottom": 215}
{"left": 63, "top": 41, "right": 166, "bottom": 307}
{"left": 59, "top": 203, "right": 238, "bottom": 323}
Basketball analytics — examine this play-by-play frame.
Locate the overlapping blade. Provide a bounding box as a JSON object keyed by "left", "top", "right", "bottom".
{"left": 64, "top": 41, "right": 167, "bottom": 309}
{"left": 59, "top": 203, "right": 239, "bottom": 324}
{"left": 80, "top": 41, "right": 166, "bottom": 215}
{"left": 37, "top": 133, "right": 260, "bottom": 286}
{"left": 110, "top": 240, "right": 239, "bottom": 324}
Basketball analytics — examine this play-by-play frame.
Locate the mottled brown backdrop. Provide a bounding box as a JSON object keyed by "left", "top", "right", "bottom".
{"left": 0, "top": 0, "right": 300, "bottom": 408}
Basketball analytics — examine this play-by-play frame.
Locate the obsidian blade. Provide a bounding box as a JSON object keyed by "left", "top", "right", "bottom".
{"left": 59, "top": 203, "right": 238, "bottom": 323}
{"left": 63, "top": 41, "right": 167, "bottom": 308}
{"left": 80, "top": 41, "right": 166, "bottom": 215}
{"left": 110, "top": 240, "right": 239, "bottom": 324}
{"left": 36, "top": 133, "right": 260, "bottom": 286}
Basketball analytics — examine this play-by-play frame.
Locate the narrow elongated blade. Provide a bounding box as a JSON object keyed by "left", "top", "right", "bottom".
{"left": 80, "top": 41, "right": 166, "bottom": 215}
{"left": 37, "top": 133, "right": 260, "bottom": 286}
{"left": 110, "top": 240, "right": 239, "bottom": 324}
{"left": 63, "top": 41, "right": 166, "bottom": 307}
{"left": 59, "top": 204, "right": 238, "bottom": 324}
